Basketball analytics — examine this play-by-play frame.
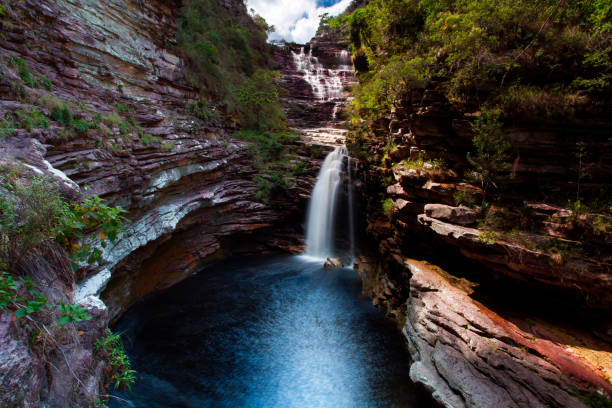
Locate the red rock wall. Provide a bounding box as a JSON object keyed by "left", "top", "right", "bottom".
{"left": 0, "top": 0, "right": 317, "bottom": 320}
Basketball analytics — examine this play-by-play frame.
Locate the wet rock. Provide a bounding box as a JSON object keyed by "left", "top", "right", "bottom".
{"left": 324, "top": 257, "right": 344, "bottom": 269}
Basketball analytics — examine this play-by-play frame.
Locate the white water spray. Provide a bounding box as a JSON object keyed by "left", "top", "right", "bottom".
{"left": 347, "top": 156, "right": 355, "bottom": 259}
{"left": 291, "top": 47, "right": 352, "bottom": 103}
{"left": 305, "top": 146, "right": 348, "bottom": 258}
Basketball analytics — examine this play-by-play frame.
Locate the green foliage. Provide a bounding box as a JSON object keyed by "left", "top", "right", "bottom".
{"left": 453, "top": 189, "right": 477, "bottom": 207}
{"left": 177, "top": 0, "right": 268, "bottom": 94}
{"left": 188, "top": 100, "right": 221, "bottom": 122}
{"left": 160, "top": 142, "right": 175, "bottom": 152}
{"left": 579, "top": 391, "right": 612, "bottom": 408}
{"left": 0, "top": 170, "right": 127, "bottom": 271}
{"left": 0, "top": 112, "right": 17, "bottom": 139}
{"left": 51, "top": 103, "right": 74, "bottom": 127}
{"left": 233, "top": 69, "right": 285, "bottom": 130}
{"left": 336, "top": 0, "right": 612, "bottom": 120}
{"left": 233, "top": 130, "right": 303, "bottom": 203}
{"left": 1, "top": 108, "right": 49, "bottom": 137}
{"left": 57, "top": 301, "right": 91, "bottom": 326}
{"left": 114, "top": 102, "right": 130, "bottom": 114}
{"left": 9, "top": 57, "right": 35, "bottom": 87}
{"left": 478, "top": 230, "right": 497, "bottom": 245}
{"left": 382, "top": 197, "right": 396, "bottom": 218}
{"left": 35, "top": 75, "right": 53, "bottom": 90}
{"left": 0, "top": 271, "right": 90, "bottom": 326}
{"left": 95, "top": 329, "right": 136, "bottom": 391}
{"left": 73, "top": 119, "right": 95, "bottom": 135}
{"left": 0, "top": 271, "right": 17, "bottom": 310}
{"left": 177, "top": 0, "right": 285, "bottom": 131}
{"left": 466, "top": 107, "right": 511, "bottom": 204}
{"left": 0, "top": 271, "right": 47, "bottom": 319}
{"left": 139, "top": 132, "right": 163, "bottom": 146}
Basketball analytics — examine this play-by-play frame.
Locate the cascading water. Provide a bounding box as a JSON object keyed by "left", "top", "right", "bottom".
{"left": 305, "top": 146, "right": 347, "bottom": 258}
{"left": 347, "top": 156, "right": 356, "bottom": 259}
{"left": 291, "top": 47, "right": 351, "bottom": 103}
{"left": 296, "top": 46, "right": 356, "bottom": 259}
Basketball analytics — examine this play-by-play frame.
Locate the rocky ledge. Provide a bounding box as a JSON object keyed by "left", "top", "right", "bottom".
{"left": 355, "top": 257, "right": 612, "bottom": 408}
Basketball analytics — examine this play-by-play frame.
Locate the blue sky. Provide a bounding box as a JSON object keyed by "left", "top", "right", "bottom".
{"left": 246, "top": 0, "right": 352, "bottom": 43}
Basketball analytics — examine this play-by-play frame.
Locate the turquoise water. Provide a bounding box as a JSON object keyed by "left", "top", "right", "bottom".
{"left": 109, "top": 255, "right": 435, "bottom": 408}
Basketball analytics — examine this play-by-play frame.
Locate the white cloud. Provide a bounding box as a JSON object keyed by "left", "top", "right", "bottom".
{"left": 246, "top": 0, "right": 352, "bottom": 44}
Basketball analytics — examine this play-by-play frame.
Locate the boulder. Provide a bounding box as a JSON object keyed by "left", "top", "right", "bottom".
{"left": 424, "top": 203, "right": 479, "bottom": 225}
{"left": 324, "top": 257, "right": 344, "bottom": 269}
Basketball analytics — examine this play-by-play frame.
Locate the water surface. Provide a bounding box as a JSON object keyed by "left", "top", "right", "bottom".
{"left": 110, "top": 255, "right": 434, "bottom": 408}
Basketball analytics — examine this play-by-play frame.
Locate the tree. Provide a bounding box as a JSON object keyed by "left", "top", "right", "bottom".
{"left": 467, "top": 107, "right": 512, "bottom": 205}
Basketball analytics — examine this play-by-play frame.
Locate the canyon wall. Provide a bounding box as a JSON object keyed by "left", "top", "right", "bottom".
{"left": 350, "top": 76, "right": 612, "bottom": 408}
{"left": 0, "top": 0, "right": 325, "bottom": 405}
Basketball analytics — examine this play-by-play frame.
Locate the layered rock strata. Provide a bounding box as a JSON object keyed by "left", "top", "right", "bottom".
{"left": 351, "top": 82, "right": 611, "bottom": 405}
{"left": 355, "top": 256, "right": 612, "bottom": 408}
{"left": 0, "top": 0, "right": 323, "bottom": 404}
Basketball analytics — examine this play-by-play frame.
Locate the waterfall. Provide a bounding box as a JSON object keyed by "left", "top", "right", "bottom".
{"left": 347, "top": 156, "right": 355, "bottom": 259}
{"left": 291, "top": 47, "right": 352, "bottom": 104}
{"left": 305, "top": 146, "right": 348, "bottom": 258}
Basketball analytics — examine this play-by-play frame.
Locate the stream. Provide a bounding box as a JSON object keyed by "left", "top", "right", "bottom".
{"left": 109, "top": 255, "right": 434, "bottom": 407}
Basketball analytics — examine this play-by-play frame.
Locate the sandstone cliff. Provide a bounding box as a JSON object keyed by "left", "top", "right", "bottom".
{"left": 0, "top": 0, "right": 320, "bottom": 405}
{"left": 350, "top": 68, "right": 612, "bottom": 408}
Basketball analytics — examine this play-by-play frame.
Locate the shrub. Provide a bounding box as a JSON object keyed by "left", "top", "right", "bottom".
{"left": 233, "top": 130, "right": 301, "bottom": 203}
{"left": 51, "top": 103, "right": 74, "bottom": 127}
{"left": 35, "top": 75, "right": 53, "bottom": 90}
{"left": 177, "top": 0, "right": 285, "bottom": 131}
{"left": 140, "top": 132, "right": 163, "bottom": 146}
{"left": 9, "top": 57, "right": 35, "bottom": 87}
{"left": 0, "top": 169, "right": 127, "bottom": 271}
{"left": 73, "top": 119, "right": 95, "bottom": 135}
{"left": 382, "top": 198, "right": 396, "bottom": 218}
{"left": 95, "top": 329, "right": 136, "bottom": 391}
{"left": 466, "top": 107, "right": 512, "bottom": 204}
{"left": 115, "top": 102, "right": 130, "bottom": 114}
{"left": 334, "top": 0, "right": 612, "bottom": 120}
{"left": 188, "top": 100, "right": 221, "bottom": 122}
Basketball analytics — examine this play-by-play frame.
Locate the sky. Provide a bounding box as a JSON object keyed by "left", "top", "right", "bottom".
{"left": 246, "top": 0, "right": 353, "bottom": 44}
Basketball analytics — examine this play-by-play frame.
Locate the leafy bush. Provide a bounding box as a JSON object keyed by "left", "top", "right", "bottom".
{"left": 383, "top": 198, "right": 397, "bottom": 218}
{"left": 0, "top": 271, "right": 92, "bottom": 326}
{"left": 334, "top": 0, "right": 612, "bottom": 119}
{"left": 35, "top": 75, "right": 53, "bottom": 90}
{"left": 188, "top": 100, "right": 221, "bottom": 122}
{"left": 177, "top": 0, "right": 285, "bottom": 131}
{"left": 140, "top": 132, "right": 163, "bottom": 146}
{"left": 51, "top": 103, "right": 74, "bottom": 127}
{"left": 9, "top": 57, "right": 35, "bottom": 87}
{"left": 57, "top": 301, "right": 91, "bottom": 325}
{"left": 466, "top": 107, "right": 511, "bottom": 204}
{"left": 95, "top": 329, "right": 136, "bottom": 391}
{"left": 233, "top": 130, "right": 303, "bottom": 203}
{"left": 0, "top": 169, "right": 127, "bottom": 271}
{"left": 73, "top": 119, "right": 95, "bottom": 135}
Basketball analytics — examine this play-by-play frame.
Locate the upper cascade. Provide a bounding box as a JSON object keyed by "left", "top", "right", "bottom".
{"left": 272, "top": 40, "right": 356, "bottom": 141}
{"left": 291, "top": 47, "right": 352, "bottom": 104}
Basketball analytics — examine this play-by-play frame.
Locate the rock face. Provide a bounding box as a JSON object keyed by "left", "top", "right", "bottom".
{"left": 0, "top": 252, "right": 109, "bottom": 408}
{"left": 349, "top": 51, "right": 611, "bottom": 407}
{"left": 352, "top": 84, "right": 611, "bottom": 310}
{"left": 0, "top": 0, "right": 321, "bottom": 405}
{"left": 0, "top": 0, "right": 319, "bottom": 320}
{"left": 272, "top": 38, "right": 356, "bottom": 148}
{"left": 355, "top": 256, "right": 612, "bottom": 408}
